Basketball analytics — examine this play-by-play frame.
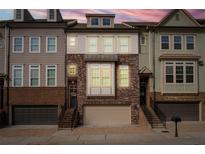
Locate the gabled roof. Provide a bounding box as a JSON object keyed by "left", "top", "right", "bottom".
{"left": 157, "top": 9, "right": 201, "bottom": 27}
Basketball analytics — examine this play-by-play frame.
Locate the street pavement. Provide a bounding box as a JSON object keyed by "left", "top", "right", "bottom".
{"left": 0, "top": 122, "right": 205, "bottom": 145}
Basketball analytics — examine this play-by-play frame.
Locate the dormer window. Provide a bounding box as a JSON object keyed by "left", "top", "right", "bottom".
{"left": 91, "top": 18, "right": 99, "bottom": 26}
{"left": 103, "top": 18, "right": 111, "bottom": 26}
{"left": 48, "top": 9, "right": 56, "bottom": 21}
{"left": 14, "top": 9, "right": 23, "bottom": 21}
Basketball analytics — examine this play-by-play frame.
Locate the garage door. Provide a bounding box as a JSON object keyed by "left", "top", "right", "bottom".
{"left": 84, "top": 106, "right": 131, "bottom": 126}
{"left": 13, "top": 106, "right": 58, "bottom": 125}
{"left": 156, "top": 102, "right": 199, "bottom": 121}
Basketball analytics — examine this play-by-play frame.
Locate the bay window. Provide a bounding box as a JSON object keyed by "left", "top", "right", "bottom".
{"left": 87, "top": 63, "right": 114, "bottom": 96}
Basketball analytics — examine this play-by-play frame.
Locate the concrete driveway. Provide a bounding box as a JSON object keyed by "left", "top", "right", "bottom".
{"left": 0, "top": 122, "right": 205, "bottom": 145}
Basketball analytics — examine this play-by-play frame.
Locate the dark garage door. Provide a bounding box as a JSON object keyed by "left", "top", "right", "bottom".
{"left": 13, "top": 106, "right": 58, "bottom": 125}
{"left": 156, "top": 102, "right": 199, "bottom": 121}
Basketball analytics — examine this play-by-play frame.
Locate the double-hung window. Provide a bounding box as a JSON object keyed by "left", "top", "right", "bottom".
{"left": 88, "top": 37, "right": 98, "bottom": 53}
{"left": 175, "top": 62, "right": 184, "bottom": 83}
{"left": 87, "top": 63, "right": 114, "bottom": 96}
{"left": 119, "top": 65, "right": 129, "bottom": 87}
{"left": 29, "top": 37, "right": 40, "bottom": 53}
{"left": 12, "top": 65, "right": 23, "bottom": 87}
{"left": 13, "top": 37, "right": 24, "bottom": 53}
{"left": 68, "top": 36, "right": 76, "bottom": 48}
{"left": 165, "top": 62, "right": 174, "bottom": 83}
{"left": 161, "top": 35, "right": 169, "bottom": 50}
{"left": 173, "top": 36, "right": 182, "bottom": 50}
{"left": 186, "top": 36, "right": 194, "bottom": 50}
{"left": 91, "top": 18, "right": 99, "bottom": 26}
{"left": 47, "top": 37, "right": 57, "bottom": 53}
{"left": 119, "top": 36, "right": 129, "bottom": 53}
{"left": 48, "top": 9, "right": 56, "bottom": 21}
{"left": 103, "top": 37, "right": 113, "bottom": 53}
{"left": 46, "top": 65, "right": 57, "bottom": 87}
{"left": 15, "top": 9, "right": 23, "bottom": 21}
{"left": 29, "top": 65, "right": 40, "bottom": 87}
{"left": 103, "top": 18, "right": 111, "bottom": 26}
{"left": 186, "top": 62, "right": 194, "bottom": 83}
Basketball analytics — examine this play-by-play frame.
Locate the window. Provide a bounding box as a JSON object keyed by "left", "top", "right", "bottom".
{"left": 68, "top": 64, "right": 77, "bottom": 76}
{"left": 46, "top": 65, "right": 57, "bottom": 87}
{"left": 103, "top": 37, "right": 113, "bottom": 53}
{"left": 186, "top": 36, "right": 194, "bottom": 50}
{"left": 176, "top": 63, "right": 184, "bottom": 83}
{"left": 161, "top": 35, "right": 169, "bottom": 50}
{"left": 165, "top": 63, "right": 174, "bottom": 83}
{"left": 15, "top": 9, "right": 23, "bottom": 20}
{"left": 13, "top": 37, "right": 24, "bottom": 53}
{"left": 12, "top": 65, "right": 23, "bottom": 87}
{"left": 29, "top": 37, "right": 40, "bottom": 53}
{"left": 88, "top": 37, "right": 98, "bottom": 53}
{"left": 48, "top": 9, "right": 56, "bottom": 21}
{"left": 186, "top": 63, "right": 194, "bottom": 83}
{"left": 119, "top": 65, "right": 129, "bottom": 87}
{"left": 91, "top": 18, "right": 99, "bottom": 26}
{"left": 165, "top": 61, "right": 194, "bottom": 84}
{"left": 174, "top": 36, "right": 182, "bottom": 50}
{"left": 119, "top": 36, "right": 129, "bottom": 53}
{"left": 87, "top": 63, "right": 114, "bottom": 96}
{"left": 0, "top": 38, "right": 4, "bottom": 48}
{"left": 29, "top": 65, "right": 40, "bottom": 87}
{"left": 140, "top": 35, "right": 146, "bottom": 45}
{"left": 68, "top": 36, "right": 76, "bottom": 48}
{"left": 47, "top": 37, "right": 57, "bottom": 53}
{"left": 103, "top": 18, "right": 111, "bottom": 26}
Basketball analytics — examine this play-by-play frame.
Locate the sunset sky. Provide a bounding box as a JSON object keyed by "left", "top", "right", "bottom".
{"left": 0, "top": 9, "right": 205, "bottom": 23}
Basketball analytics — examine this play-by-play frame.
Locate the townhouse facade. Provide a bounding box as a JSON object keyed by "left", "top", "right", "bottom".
{"left": 1, "top": 9, "right": 205, "bottom": 128}
{"left": 126, "top": 9, "right": 205, "bottom": 123}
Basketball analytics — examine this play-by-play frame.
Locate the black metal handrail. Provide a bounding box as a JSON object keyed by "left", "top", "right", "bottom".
{"left": 71, "top": 108, "right": 79, "bottom": 130}
{"left": 152, "top": 103, "right": 167, "bottom": 128}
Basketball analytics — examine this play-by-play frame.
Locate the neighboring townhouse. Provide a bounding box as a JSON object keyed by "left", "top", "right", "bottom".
{"left": 125, "top": 9, "right": 205, "bottom": 125}
{"left": 0, "top": 22, "right": 8, "bottom": 126}
{"left": 62, "top": 14, "right": 140, "bottom": 127}
{"left": 2, "top": 9, "right": 76, "bottom": 125}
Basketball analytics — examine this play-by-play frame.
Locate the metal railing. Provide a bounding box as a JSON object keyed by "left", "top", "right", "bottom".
{"left": 71, "top": 108, "right": 79, "bottom": 130}
{"left": 152, "top": 103, "right": 167, "bottom": 128}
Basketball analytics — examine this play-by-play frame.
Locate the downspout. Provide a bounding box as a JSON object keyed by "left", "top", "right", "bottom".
{"left": 152, "top": 28, "right": 156, "bottom": 107}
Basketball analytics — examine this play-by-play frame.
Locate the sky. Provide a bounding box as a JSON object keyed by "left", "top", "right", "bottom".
{"left": 0, "top": 9, "right": 205, "bottom": 23}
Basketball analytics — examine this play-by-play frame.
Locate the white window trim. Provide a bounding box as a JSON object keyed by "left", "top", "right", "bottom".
{"left": 164, "top": 61, "right": 195, "bottom": 85}
{"left": 118, "top": 36, "right": 130, "bottom": 53}
{"left": 46, "top": 37, "right": 57, "bottom": 53}
{"left": 46, "top": 65, "right": 57, "bottom": 87}
{"left": 119, "top": 65, "right": 130, "bottom": 88}
{"left": 103, "top": 36, "right": 114, "bottom": 53}
{"left": 87, "top": 63, "right": 115, "bottom": 96}
{"left": 160, "top": 35, "right": 171, "bottom": 50}
{"left": 90, "top": 17, "right": 100, "bottom": 27}
{"left": 29, "top": 65, "right": 40, "bottom": 87}
{"left": 102, "top": 18, "right": 112, "bottom": 27}
{"left": 12, "top": 64, "right": 23, "bottom": 87}
{"left": 185, "top": 35, "right": 196, "bottom": 51}
{"left": 172, "top": 35, "right": 183, "bottom": 51}
{"left": 29, "top": 37, "right": 41, "bottom": 53}
{"left": 14, "top": 9, "right": 24, "bottom": 21}
{"left": 87, "top": 36, "right": 98, "bottom": 53}
{"left": 47, "top": 9, "right": 57, "bottom": 21}
{"left": 12, "top": 37, "right": 24, "bottom": 53}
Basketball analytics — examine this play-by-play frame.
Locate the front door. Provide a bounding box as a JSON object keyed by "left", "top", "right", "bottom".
{"left": 140, "top": 77, "right": 149, "bottom": 106}
{"left": 69, "top": 82, "right": 77, "bottom": 109}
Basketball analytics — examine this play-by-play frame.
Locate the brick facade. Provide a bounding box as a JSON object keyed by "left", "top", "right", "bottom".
{"left": 9, "top": 87, "right": 65, "bottom": 105}
{"left": 66, "top": 54, "right": 140, "bottom": 125}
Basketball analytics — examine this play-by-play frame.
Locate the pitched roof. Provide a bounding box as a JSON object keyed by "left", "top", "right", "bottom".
{"left": 85, "top": 14, "right": 115, "bottom": 17}
{"left": 157, "top": 9, "right": 201, "bottom": 27}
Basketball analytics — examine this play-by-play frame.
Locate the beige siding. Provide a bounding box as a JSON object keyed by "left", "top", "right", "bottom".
{"left": 10, "top": 28, "right": 65, "bottom": 87}
{"left": 0, "top": 28, "right": 5, "bottom": 74}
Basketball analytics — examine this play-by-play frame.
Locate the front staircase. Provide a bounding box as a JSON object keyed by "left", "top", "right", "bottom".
{"left": 58, "top": 107, "right": 79, "bottom": 129}
{"left": 141, "top": 105, "right": 166, "bottom": 129}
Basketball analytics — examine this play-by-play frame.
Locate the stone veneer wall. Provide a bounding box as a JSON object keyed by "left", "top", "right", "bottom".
{"left": 67, "top": 54, "right": 140, "bottom": 125}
